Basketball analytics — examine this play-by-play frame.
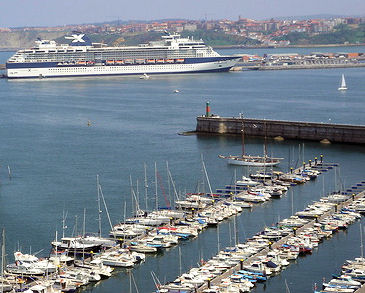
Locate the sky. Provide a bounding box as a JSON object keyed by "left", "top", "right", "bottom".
{"left": 1, "top": 0, "right": 364, "bottom": 27}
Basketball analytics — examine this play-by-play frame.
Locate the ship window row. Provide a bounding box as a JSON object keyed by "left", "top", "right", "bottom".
{"left": 48, "top": 64, "right": 194, "bottom": 72}
{"left": 22, "top": 48, "right": 207, "bottom": 58}
{"left": 20, "top": 49, "right": 212, "bottom": 62}
{"left": 23, "top": 54, "right": 200, "bottom": 62}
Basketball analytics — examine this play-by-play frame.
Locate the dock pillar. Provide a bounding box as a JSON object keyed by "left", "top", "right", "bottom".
{"left": 320, "top": 154, "right": 323, "bottom": 164}
{"left": 315, "top": 157, "right": 318, "bottom": 165}
{"left": 207, "top": 278, "right": 211, "bottom": 289}
{"left": 240, "top": 259, "right": 244, "bottom": 270}
{"left": 309, "top": 160, "right": 312, "bottom": 167}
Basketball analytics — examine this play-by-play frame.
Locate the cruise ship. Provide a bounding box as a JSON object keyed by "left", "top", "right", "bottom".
{"left": 6, "top": 33, "right": 240, "bottom": 78}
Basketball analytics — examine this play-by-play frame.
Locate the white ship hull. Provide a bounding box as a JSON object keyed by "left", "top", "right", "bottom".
{"left": 7, "top": 58, "right": 239, "bottom": 79}
{"left": 227, "top": 158, "right": 280, "bottom": 166}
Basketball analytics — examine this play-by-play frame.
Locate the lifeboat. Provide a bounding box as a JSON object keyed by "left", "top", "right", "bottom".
{"left": 176, "top": 59, "right": 185, "bottom": 63}
{"left": 105, "top": 60, "right": 115, "bottom": 65}
{"left": 156, "top": 59, "right": 165, "bottom": 63}
{"left": 115, "top": 60, "right": 124, "bottom": 64}
{"left": 124, "top": 59, "right": 134, "bottom": 64}
{"left": 165, "top": 59, "right": 174, "bottom": 63}
{"left": 146, "top": 59, "right": 156, "bottom": 64}
{"left": 135, "top": 59, "right": 145, "bottom": 64}
{"left": 77, "top": 61, "right": 86, "bottom": 65}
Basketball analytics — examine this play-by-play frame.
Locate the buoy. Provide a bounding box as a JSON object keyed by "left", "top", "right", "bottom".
{"left": 320, "top": 139, "right": 331, "bottom": 144}
{"left": 87, "top": 120, "right": 91, "bottom": 127}
{"left": 274, "top": 136, "right": 284, "bottom": 141}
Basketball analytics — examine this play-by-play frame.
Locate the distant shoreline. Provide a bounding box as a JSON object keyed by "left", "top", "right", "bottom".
{"left": 213, "top": 43, "right": 365, "bottom": 49}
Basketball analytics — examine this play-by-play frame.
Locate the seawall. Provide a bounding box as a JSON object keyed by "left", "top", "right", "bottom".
{"left": 195, "top": 116, "right": 365, "bottom": 144}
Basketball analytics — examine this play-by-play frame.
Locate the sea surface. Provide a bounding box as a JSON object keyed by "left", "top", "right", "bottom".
{"left": 0, "top": 48, "right": 365, "bottom": 293}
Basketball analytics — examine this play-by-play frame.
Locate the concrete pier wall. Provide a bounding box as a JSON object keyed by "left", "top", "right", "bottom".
{"left": 196, "top": 116, "right": 365, "bottom": 144}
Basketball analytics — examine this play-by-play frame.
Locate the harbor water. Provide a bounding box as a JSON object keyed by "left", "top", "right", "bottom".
{"left": 0, "top": 47, "right": 365, "bottom": 292}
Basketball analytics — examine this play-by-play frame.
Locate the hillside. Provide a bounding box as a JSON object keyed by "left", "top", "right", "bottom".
{"left": 0, "top": 31, "right": 67, "bottom": 50}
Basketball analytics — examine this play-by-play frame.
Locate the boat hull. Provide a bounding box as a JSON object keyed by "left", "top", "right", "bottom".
{"left": 6, "top": 57, "right": 240, "bottom": 79}
{"left": 227, "top": 158, "right": 280, "bottom": 166}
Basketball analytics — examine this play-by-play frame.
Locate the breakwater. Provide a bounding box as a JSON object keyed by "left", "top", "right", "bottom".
{"left": 195, "top": 116, "right": 365, "bottom": 144}
{"left": 232, "top": 62, "right": 365, "bottom": 71}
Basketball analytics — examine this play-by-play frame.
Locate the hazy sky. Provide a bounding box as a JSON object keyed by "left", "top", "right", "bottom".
{"left": 1, "top": 0, "right": 364, "bottom": 27}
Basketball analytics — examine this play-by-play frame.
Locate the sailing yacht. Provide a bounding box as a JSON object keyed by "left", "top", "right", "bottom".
{"left": 338, "top": 74, "right": 348, "bottom": 90}
{"left": 219, "top": 121, "right": 282, "bottom": 166}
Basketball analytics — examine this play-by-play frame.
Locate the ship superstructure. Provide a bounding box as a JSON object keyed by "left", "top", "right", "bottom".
{"left": 6, "top": 33, "right": 240, "bottom": 78}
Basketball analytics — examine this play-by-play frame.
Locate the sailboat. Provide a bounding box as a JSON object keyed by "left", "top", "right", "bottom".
{"left": 338, "top": 74, "right": 347, "bottom": 91}
{"left": 219, "top": 121, "right": 283, "bottom": 166}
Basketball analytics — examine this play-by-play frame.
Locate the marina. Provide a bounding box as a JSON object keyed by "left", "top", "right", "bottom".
{"left": 155, "top": 178, "right": 365, "bottom": 292}
{"left": 0, "top": 49, "right": 365, "bottom": 292}
{"left": 0, "top": 155, "right": 333, "bottom": 292}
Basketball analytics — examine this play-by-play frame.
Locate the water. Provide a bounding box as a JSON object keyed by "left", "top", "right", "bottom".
{"left": 0, "top": 50, "right": 365, "bottom": 293}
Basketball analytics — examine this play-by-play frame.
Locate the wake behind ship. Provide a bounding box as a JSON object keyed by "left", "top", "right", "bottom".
{"left": 6, "top": 33, "right": 240, "bottom": 78}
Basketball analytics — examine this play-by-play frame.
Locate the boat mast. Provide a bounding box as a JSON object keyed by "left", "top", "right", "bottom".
{"left": 155, "top": 162, "right": 158, "bottom": 211}
{"left": 144, "top": 163, "right": 148, "bottom": 211}
{"left": 241, "top": 120, "right": 245, "bottom": 157}
{"left": 201, "top": 155, "right": 213, "bottom": 196}
{"left": 167, "top": 161, "right": 171, "bottom": 206}
{"left": 264, "top": 121, "right": 268, "bottom": 159}
{"left": 178, "top": 246, "right": 182, "bottom": 276}
{"left": 97, "top": 174, "right": 102, "bottom": 238}
{"left": 130, "top": 175, "right": 134, "bottom": 216}
{"left": 217, "top": 222, "right": 220, "bottom": 253}
{"left": 361, "top": 223, "right": 363, "bottom": 259}
{"left": 98, "top": 182, "right": 114, "bottom": 238}
{"left": 62, "top": 210, "right": 68, "bottom": 239}
{"left": 136, "top": 179, "right": 140, "bottom": 211}
{"left": 83, "top": 208, "right": 86, "bottom": 237}
{"left": 233, "top": 169, "right": 238, "bottom": 246}
{"left": 1, "top": 228, "right": 5, "bottom": 285}
{"left": 167, "top": 163, "right": 180, "bottom": 203}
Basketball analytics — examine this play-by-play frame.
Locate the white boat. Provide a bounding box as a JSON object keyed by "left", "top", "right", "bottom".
{"left": 6, "top": 33, "right": 240, "bottom": 78}
{"left": 235, "top": 176, "right": 260, "bottom": 187}
{"left": 338, "top": 74, "right": 348, "bottom": 90}
{"left": 51, "top": 237, "right": 101, "bottom": 253}
{"left": 13, "top": 251, "right": 57, "bottom": 273}
{"left": 128, "top": 244, "right": 157, "bottom": 253}
{"left": 75, "top": 259, "right": 114, "bottom": 279}
{"left": 140, "top": 73, "right": 150, "bottom": 79}
{"left": 97, "top": 253, "right": 134, "bottom": 268}
{"left": 220, "top": 155, "right": 282, "bottom": 166}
